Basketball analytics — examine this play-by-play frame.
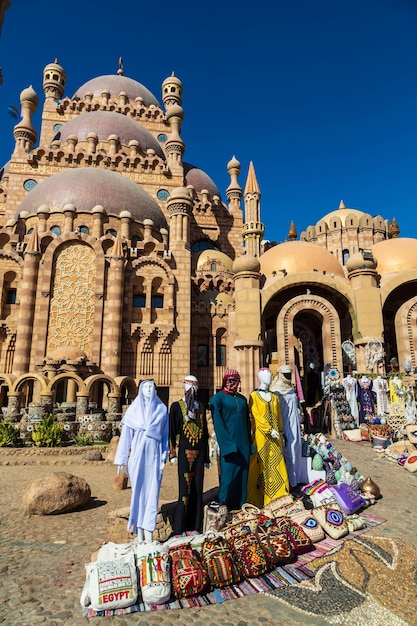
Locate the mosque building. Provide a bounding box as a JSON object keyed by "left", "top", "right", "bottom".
{"left": 0, "top": 59, "right": 416, "bottom": 435}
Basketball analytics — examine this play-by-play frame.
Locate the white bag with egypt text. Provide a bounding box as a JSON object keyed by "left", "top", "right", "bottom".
{"left": 80, "top": 551, "right": 138, "bottom": 611}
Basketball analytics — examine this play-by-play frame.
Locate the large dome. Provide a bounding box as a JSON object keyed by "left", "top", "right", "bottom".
{"left": 53, "top": 111, "right": 165, "bottom": 158}
{"left": 260, "top": 241, "right": 345, "bottom": 278}
{"left": 372, "top": 238, "right": 417, "bottom": 274}
{"left": 73, "top": 75, "right": 160, "bottom": 107}
{"left": 184, "top": 163, "right": 220, "bottom": 197}
{"left": 17, "top": 168, "right": 167, "bottom": 228}
{"left": 320, "top": 207, "right": 365, "bottom": 227}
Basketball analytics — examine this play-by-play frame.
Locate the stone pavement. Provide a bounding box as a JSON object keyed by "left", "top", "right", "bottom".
{"left": 0, "top": 437, "right": 416, "bottom": 626}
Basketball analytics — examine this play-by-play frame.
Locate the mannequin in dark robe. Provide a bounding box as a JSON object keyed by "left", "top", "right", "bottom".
{"left": 169, "top": 375, "right": 210, "bottom": 534}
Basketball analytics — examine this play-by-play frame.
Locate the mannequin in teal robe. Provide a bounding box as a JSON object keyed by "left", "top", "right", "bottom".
{"left": 210, "top": 369, "right": 253, "bottom": 509}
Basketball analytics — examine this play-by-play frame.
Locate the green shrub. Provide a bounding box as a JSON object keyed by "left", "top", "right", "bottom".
{"left": 70, "top": 432, "right": 93, "bottom": 446}
{"left": 32, "top": 414, "right": 63, "bottom": 447}
{"left": 0, "top": 421, "right": 22, "bottom": 447}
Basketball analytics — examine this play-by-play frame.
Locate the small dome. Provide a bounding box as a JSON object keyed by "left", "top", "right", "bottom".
{"left": 73, "top": 75, "right": 159, "bottom": 107}
{"left": 196, "top": 249, "right": 233, "bottom": 271}
{"left": 233, "top": 254, "right": 260, "bottom": 274}
{"left": 17, "top": 168, "right": 167, "bottom": 228}
{"left": 346, "top": 251, "right": 377, "bottom": 272}
{"left": 48, "top": 346, "right": 87, "bottom": 361}
{"left": 53, "top": 111, "right": 164, "bottom": 158}
{"left": 183, "top": 163, "right": 220, "bottom": 197}
{"left": 20, "top": 85, "right": 38, "bottom": 106}
{"left": 260, "top": 241, "right": 345, "bottom": 277}
{"left": 372, "top": 238, "right": 417, "bottom": 274}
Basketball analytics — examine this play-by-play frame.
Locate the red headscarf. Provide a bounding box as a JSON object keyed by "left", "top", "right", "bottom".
{"left": 221, "top": 369, "right": 241, "bottom": 395}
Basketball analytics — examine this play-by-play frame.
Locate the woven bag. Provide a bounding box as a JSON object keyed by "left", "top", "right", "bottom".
{"left": 230, "top": 528, "right": 271, "bottom": 578}
{"left": 168, "top": 546, "right": 209, "bottom": 598}
{"left": 203, "top": 501, "right": 228, "bottom": 533}
{"left": 272, "top": 517, "right": 314, "bottom": 554}
{"left": 223, "top": 503, "right": 261, "bottom": 539}
{"left": 255, "top": 517, "right": 294, "bottom": 565}
{"left": 201, "top": 534, "right": 241, "bottom": 588}
{"left": 261, "top": 494, "right": 294, "bottom": 518}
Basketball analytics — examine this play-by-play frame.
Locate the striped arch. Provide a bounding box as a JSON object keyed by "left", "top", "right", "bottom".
{"left": 277, "top": 295, "right": 342, "bottom": 373}
{"left": 397, "top": 298, "right": 417, "bottom": 370}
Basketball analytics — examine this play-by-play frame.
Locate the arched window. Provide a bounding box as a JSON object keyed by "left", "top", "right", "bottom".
{"left": 191, "top": 240, "right": 220, "bottom": 253}
{"left": 342, "top": 249, "right": 350, "bottom": 265}
{"left": 50, "top": 225, "right": 61, "bottom": 236}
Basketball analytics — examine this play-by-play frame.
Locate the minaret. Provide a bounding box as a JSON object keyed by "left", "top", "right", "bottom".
{"left": 13, "top": 86, "right": 39, "bottom": 154}
{"left": 242, "top": 161, "right": 264, "bottom": 257}
{"left": 40, "top": 59, "right": 66, "bottom": 147}
{"left": 13, "top": 227, "right": 41, "bottom": 374}
{"left": 288, "top": 221, "right": 297, "bottom": 241}
{"left": 43, "top": 59, "right": 66, "bottom": 101}
{"left": 226, "top": 156, "right": 242, "bottom": 215}
{"left": 390, "top": 217, "right": 400, "bottom": 238}
{"left": 162, "top": 72, "right": 182, "bottom": 108}
{"left": 164, "top": 104, "right": 185, "bottom": 173}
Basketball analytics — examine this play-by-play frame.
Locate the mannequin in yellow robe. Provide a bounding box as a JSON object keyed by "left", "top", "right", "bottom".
{"left": 247, "top": 368, "right": 290, "bottom": 507}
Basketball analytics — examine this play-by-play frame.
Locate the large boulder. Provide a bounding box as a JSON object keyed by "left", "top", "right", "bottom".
{"left": 23, "top": 471, "right": 91, "bottom": 515}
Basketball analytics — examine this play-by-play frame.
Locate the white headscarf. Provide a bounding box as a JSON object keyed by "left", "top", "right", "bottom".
{"left": 122, "top": 380, "right": 168, "bottom": 440}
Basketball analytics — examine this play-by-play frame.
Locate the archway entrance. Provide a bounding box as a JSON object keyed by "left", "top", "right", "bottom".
{"left": 293, "top": 312, "right": 324, "bottom": 406}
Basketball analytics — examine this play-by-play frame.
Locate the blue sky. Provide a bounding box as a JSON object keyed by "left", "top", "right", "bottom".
{"left": 1, "top": 0, "right": 417, "bottom": 245}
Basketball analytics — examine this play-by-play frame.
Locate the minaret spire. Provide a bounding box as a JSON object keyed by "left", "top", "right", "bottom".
{"left": 242, "top": 161, "right": 264, "bottom": 257}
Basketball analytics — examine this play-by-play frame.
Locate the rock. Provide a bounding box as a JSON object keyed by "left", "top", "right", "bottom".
{"left": 22, "top": 471, "right": 91, "bottom": 515}
{"left": 84, "top": 449, "right": 102, "bottom": 462}
{"left": 113, "top": 472, "right": 128, "bottom": 490}
{"left": 105, "top": 436, "right": 120, "bottom": 463}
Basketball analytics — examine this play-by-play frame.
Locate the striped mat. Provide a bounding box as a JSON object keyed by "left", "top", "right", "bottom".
{"left": 83, "top": 512, "right": 385, "bottom": 617}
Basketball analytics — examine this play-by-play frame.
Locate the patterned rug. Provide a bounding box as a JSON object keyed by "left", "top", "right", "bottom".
{"left": 83, "top": 512, "right": 385, "bottom": 618}
{"left": 265, "top": 532, "right": 417, "bottom": 625}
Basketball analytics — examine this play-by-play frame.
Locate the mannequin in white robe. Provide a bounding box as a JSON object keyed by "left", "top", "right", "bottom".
{"left": 271, "top": 365, "right": 303, "bottom": 488}
{"left": 114, "top": 380, "right": 169, "bottom": 541}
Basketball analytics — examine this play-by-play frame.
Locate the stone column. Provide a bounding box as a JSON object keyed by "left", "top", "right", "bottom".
{"left": 106, "top": 393, "right": 121, "bottom": 421}
{"left": 6, "top": 392, "right": 21, "bottom": 422}
{"left": 67, "top": 379, "right": 77, "bottom": 403}
{"left": 101, "top": 233, "right": 125, "bottom": 377}
{"left": 13, "top": 242, "right": 41, "bottom": 375}
{"left": 76, "top": 393, "right": 89, "bottom": 417}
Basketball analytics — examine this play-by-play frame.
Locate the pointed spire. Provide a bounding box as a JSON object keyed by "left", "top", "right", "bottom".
{"left": 117, "top": 57, "right": 124, "bottom": 76}
{"left": 288, "top": 221, "right": 297, "bottom": 241}
{"left": 390, "top": 217, "right": 400, "bottom": 238}
{"left": 339, "top": 200, "right": 346, "bottom": 209}
{"left": 244, "top": 161, "right": 260, "bottom": 195}
{"left": 110, "top": 229, "right": 124, "bottom": 258}
{"left": 25, "top": 226, "right": 40, "bottom": 254}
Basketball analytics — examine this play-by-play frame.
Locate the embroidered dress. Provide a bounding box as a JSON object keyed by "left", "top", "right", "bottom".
{"left": 389, "top": 377, "right": 406, "bottom": 404}
{"left": 210, "top": 390, "right": 253, "bottom": 510}
{"left": 169, "top": 399, "right": 209, "bottom": 534}
{"left": 373, "top": 376, "right": 389, "bottom": 414}
{"left": 342, "top": 376, "right": 359, "bottom": 419}
{"left": 273, "top": 387, "right": 303, "bottom": 488}
{"left": 356, "top": 377, "right": 375, "bottom": 423}
{"left": 247, "top": 391, "right": 289, "bottom": 507}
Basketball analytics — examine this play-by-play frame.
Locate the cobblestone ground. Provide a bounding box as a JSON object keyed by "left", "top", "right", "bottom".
{"left": 0, "top": 437, "right": 416, "bottom": 626}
